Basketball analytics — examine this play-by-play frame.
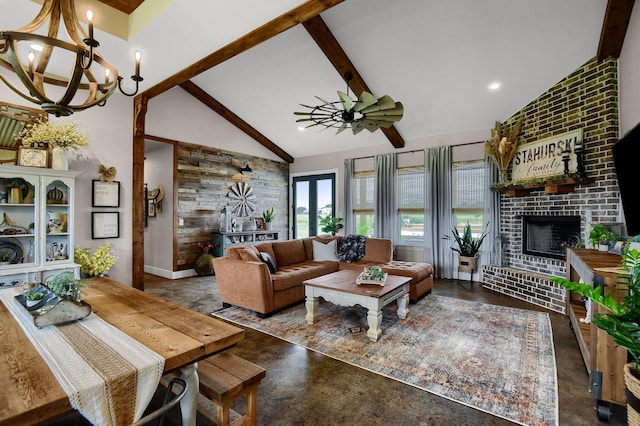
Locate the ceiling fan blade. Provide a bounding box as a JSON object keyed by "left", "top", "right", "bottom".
{"left": 351, "top": 121, "right": 366, "bottom": 135}
{"left": 359, "top": 95, "right": 396, "bottom": 113}
{"left": 353, "top": 91, "right": 378, "bottom": 111}
{"left": 337, "top": 91, "right": 354, "bottom": 111}
{"left": 336, "top": 122, "right": 348, "bottom": 134}
{"left": 365, "top": 104, "right": 404, "bottom": 121}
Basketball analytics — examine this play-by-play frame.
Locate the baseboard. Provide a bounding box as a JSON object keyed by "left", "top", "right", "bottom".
{"left": 144, "top": 265, "right": 198, "bottom": 280}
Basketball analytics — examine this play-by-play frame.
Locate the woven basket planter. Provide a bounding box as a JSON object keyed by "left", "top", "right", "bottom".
{"left": 458, "top": 255, "right": 478, "bottom": 273}
{"left": 625, "top": 363, "right": 640, "bottom": 426}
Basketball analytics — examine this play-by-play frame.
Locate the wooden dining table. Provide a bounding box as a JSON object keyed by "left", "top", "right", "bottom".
{"left": 0, "top": 277, "right": 245, "bottom": 426}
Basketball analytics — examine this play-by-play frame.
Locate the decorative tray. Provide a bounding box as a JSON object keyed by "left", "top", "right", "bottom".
{"left": 14, "top": 283, "right": 91, "bottom": 328}
{"left": 356, "top": 272, "right": 388, "bottom": 286}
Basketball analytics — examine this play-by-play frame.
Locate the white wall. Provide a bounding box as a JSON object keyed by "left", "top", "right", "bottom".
{"left": 619, "top": 5, "right": 640, "bottom": 135}
{"left": 143, "top": 141, "right": 175, "bottom": 277}
{"left": 1, "top": 73, "right": 134, "bottom": 284}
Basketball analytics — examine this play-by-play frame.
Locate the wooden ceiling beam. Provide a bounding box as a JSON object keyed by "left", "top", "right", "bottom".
{"left": 597, "top": 0, "right": 635, "bottom": 61}
{"left": 142, "top": 0, "right": 344, "bottom": 100}
{"left": 179, "top": 80, "right": 294, "bottom": 163}
{"left": 302, "top": 15, "right": 405, "bottom": 149}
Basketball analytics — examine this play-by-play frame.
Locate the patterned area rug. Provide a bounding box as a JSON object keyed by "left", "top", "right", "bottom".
{"left": 214, "top": 295, "right": 558, "bottom": 426}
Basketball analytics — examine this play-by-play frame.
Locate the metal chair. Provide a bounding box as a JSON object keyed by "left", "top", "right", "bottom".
{"left": 130, "top": 378, "right": 187, "bottom": 426}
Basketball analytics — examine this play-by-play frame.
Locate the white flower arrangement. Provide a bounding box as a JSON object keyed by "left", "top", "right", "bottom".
{"left": 20, "top": 119, "right": 90, "bottom": 151}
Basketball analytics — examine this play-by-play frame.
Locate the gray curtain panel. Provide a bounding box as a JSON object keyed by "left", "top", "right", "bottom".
{"left": 374, "top": 153, "right": 398, "bottom": 243}
{"left": 424, "top": 146, "right": 453, "bottom": 279}
{"left": 483, "top": 156, "right": 502, "bottom": 267}
{"left": 343, "top": 158, "right": 354, "bottom": 235}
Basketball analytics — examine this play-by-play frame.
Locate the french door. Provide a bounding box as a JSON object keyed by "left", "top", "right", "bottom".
{"left": 292, "top": 173, "right": 335, "bottom": 238}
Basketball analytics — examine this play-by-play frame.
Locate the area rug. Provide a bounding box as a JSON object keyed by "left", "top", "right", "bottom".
{"left": 213, "top": 295, "right": 558, "bottom": 426}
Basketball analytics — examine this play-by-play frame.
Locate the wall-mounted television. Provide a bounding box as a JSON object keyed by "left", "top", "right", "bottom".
{"left": 613, "top": 122, "right": 640, "bottom": 236}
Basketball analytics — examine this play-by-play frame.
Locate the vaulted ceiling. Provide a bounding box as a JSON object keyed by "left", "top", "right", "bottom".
{"left": 2, "top": 0, "right": 635, "bottom": 162}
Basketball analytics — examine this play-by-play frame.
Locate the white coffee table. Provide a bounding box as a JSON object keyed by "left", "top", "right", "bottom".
{"left": 303, "top": 269, "right": 410, "bottom": 342}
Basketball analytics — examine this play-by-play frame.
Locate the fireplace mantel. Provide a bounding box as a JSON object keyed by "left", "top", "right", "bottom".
{"left": 491, "top": 176, "right": 595, "bottom": 197}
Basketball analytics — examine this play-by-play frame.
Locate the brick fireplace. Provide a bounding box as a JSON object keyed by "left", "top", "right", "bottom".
{"left": 482, "top": 57, "right": 622, "bottom": 314}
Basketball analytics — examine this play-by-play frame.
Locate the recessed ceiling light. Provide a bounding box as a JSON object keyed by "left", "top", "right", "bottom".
{"left": 297, "top": 126, "right": 306, "bottom": 132}
{"left": 488, "top": 81, "right": 501, "bottom": 91}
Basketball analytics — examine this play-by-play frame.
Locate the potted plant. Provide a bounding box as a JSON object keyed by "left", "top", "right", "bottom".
{"left": 74, "top": 244, "right": 117, "bottom": 278}
{"left": 589, "top": 224, "right": 617, "bottom": 251}
{"left": 26, "top": 291, "right": 45, "bottom": 307}
{"left": 0, "top": 250, "right": 13, "bottom": 265}
{"left": 319, "top": 215, "right": 344, "bottom": 236}
{"left": 551, "top": 248, "right": 640, "bottom": 423}
{"left": 19, "top": 119, "right": 90, "bottom": 170}
{"left": 263, "top": 207, "right": 274, "bottom": 231}
{"left": 444, "top": 222, "right": 488, "bottom": 273}
{"left": 193, "top": 241, "right": 218, "bottom": 276}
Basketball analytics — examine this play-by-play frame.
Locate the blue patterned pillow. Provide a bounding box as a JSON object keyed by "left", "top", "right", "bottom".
{"left": 337, "top": 235, "right": 367, "bottom": 263}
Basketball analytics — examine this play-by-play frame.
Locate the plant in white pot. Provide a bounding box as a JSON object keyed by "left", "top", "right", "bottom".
{"left": 263, "top": 207, "right": 274, "bottom": 231}
{"left": 551, "top": 248, "right": 640, "bottom": 424}
{"left": 19, "top": 119, "right": 90, "bottom": 170}
{"left": 444, "top": 222, "right": 488, "bottom": 273}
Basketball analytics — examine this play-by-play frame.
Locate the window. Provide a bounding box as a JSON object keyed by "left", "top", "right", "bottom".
{"left": 352, "top": 171, "right": 374, "bottom": 236}
{"left": 452, "top": 160, "right": 485, "bottom": 236}
{"left": 398, "top": 166, "right": 425, "bottom": 245}
{"left": 293, "top": 173, "right": 335, "bottom": 238}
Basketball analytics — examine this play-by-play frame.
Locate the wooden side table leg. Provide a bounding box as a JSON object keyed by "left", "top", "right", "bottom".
{"left": 180, "top": 362, "right": 199, "bottom": 426}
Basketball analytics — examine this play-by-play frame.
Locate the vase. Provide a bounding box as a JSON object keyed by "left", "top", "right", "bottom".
{"left": 51, "top": 147, "right": 68, "bottom": 170}
{"left": 625, "top": 363, "right": 640, "bottom": 425}
{"left": 499, "top": 168, "right": 509, "bottom": 182}
{"left": 265, "top": 222, "right": 273, "bottom": 231}
{"left": 194, "top": 253, "right": 215, "bottom": 276}
{"left": 458, "top": 255, "right": 478, "bottom": 273}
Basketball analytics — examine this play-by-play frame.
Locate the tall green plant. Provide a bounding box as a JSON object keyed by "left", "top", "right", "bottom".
{"left": 319, "top": 215, "right": 344, "bottom": 236}
{"left": 551, "top": 248, "right": 640, "bottom": 366}
{"left": 444, "top": 222, "right": 488, "bottom": 257}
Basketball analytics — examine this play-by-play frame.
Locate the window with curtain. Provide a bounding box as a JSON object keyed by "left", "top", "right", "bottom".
{"left": 452, "top": 160, "right": 485, "bottom": 236}
{"left": 398, "top": 165, "right": 425, "bottom": 245}
{"left": 352, "top": 170, "right": 374, "bottom": 236}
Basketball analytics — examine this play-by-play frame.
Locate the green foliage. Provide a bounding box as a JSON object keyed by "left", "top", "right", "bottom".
{"left": 551, "top": 248, "right": 640, "bottom": 365}
{"left": 46, "top": 271, "right": 77, "bottom": 297}
{"left": 444, "top": 222, "right": 488, "bottom": 257}
{"left": 263, "top": 207, "right": 274, "bottom": 223}
{"left": 588, "top": 224, "right": 618, "bottom": 247}
{"left": 26, "top": 292, "right": 44, "bottom": 301}
{"left": 319, "top": 215, "right": 344, "bottom": 236}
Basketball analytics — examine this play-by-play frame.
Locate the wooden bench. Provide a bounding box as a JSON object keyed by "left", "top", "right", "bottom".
{"left": 196, "top": 352, "right": 266, "bottom": 426}
{"left": 162, "top": 352, "right": 265, "bottom": 425}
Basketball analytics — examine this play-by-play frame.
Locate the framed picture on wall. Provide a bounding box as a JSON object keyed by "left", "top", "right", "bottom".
{"left": 254, "top": 217, "right": 265, "bottom": 231}
{"left": 92, "top": 180, "right": 120, "bottom": 207}
{"left": 92, "top": 212, "right": 119, "bottom": 239}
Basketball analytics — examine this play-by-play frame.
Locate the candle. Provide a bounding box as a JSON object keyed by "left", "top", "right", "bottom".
{"left": 28, "top": 50, "right": 34, "bottom": 74}
{"left": 135, "top": 51, "right": 141, "bottom": 77}
{"left": 86, "top": 10, "right": 94, "bottom": 41}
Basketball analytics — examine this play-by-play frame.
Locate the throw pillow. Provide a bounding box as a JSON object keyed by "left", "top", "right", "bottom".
{"left": 239, "top": 246, "right": 261, "bottom": 262}
{"left": 312, "top": 239, "right": 339, "bottom": 261}
{"left": 260, "top": 252, "right": 278, "bottom": 273}
{"left": 338, "top": 234, "right": 367, "bottom": 263}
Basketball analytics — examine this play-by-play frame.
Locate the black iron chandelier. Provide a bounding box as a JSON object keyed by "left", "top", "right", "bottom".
{"left": 294, "top": 73, "right": 404, "bottom": 135}
{"left": 0, "top": 0, "right": 143, "bottom": 117}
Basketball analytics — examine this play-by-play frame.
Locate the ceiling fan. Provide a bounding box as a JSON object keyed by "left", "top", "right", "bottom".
{"left": 294, "top": 73, "right": 404, "bottom": 135}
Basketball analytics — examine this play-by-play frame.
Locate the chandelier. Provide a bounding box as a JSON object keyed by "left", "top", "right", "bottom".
{"left": 294, "top": 73, "right": 404, "bottom": 135}
{"left": 0, "top": 0, "right": 143, "bottom": 117}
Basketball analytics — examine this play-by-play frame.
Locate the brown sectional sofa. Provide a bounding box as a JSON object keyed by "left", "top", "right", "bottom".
{"left": 213, "top": 236, "right": 434, "bottom": 316}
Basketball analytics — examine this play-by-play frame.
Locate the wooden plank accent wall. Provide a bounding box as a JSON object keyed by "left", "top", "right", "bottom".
{"left": 176, "top": 143, "right": 289, "bottom": 270}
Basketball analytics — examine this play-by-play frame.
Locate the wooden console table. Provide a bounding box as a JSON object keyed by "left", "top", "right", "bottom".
{"left": 565, "top": 248, "right": 627, "bottom": 420}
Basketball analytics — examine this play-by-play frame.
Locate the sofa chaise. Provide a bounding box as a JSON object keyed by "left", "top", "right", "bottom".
{"left": 213, "top": 236, "right": 434, "bottom": 316}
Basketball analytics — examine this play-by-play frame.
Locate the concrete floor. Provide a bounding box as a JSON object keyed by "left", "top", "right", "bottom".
{"left": 146, "top": 275, "right": 626, "bottom": 426}
{"left": 49, "top": 276, "right": 627, "bottom": 425}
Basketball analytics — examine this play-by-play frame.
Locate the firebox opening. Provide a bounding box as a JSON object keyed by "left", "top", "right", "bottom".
{"left": 522, "top": 215, "right": 581, "bottom": 260}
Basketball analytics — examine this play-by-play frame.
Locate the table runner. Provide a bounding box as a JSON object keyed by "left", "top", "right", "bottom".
{"left": 0, "top": 288, "right": 165, "bottom": 426}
